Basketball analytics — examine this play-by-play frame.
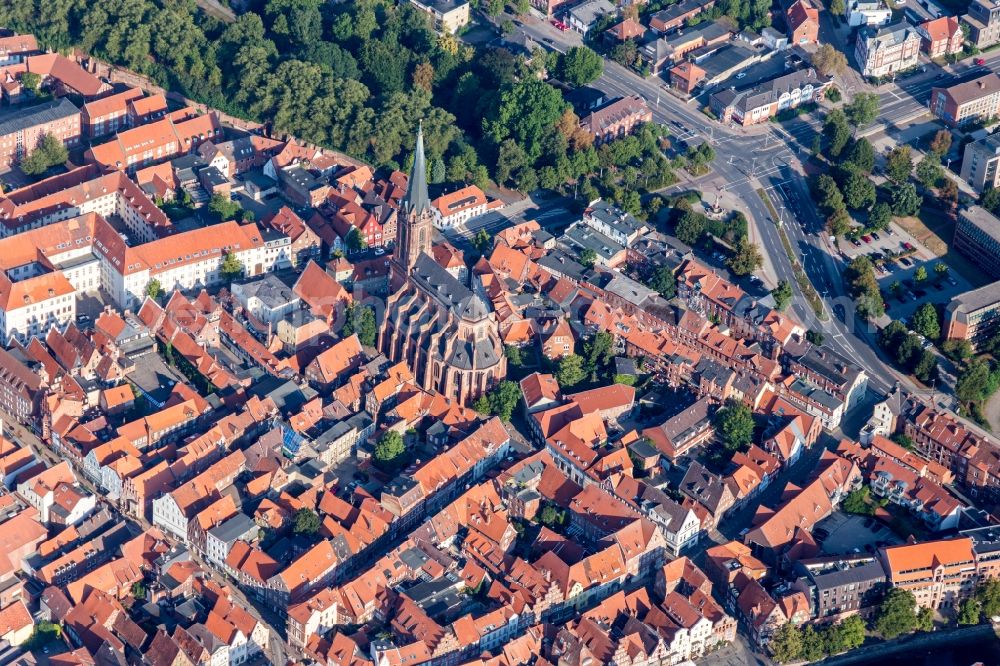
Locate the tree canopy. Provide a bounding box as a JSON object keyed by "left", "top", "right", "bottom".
{"left": 557, "top": 46, "right": 603, "bottom": 87}
{"left": 874, "top": 588, "right": 917, "bottom": 639}
{"left": 714, "top": 401, "right": 754, "bottom": 451}
{"left": 473, "top": 380, "right": 521, "bottom": 422}
{"left": 845, "top": 92, "right": 880, "bottom": 127}
{"left": 293, "top": 508, "right": 321, "bottom": 535}
{"left": 20, "top": 133, "right": 68, "bottom": 176}
{"left": 772, "top": 280, "right": 792, "bottom": 311}
{"left": 373, "top": 430, "right": 406, "bottom": 471}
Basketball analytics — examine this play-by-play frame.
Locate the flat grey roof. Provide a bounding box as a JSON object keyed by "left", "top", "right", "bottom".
{"left": 0, "top": 98, "right": 78, "bottom": 137}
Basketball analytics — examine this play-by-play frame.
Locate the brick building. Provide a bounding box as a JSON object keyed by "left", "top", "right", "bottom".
{"left": 930, "top": 73, "right": 1000, "bottom": 127}
{"left": 579, "top": 96, "right": 652, "bottom": 145}
{"left": 944, "top": 281, "right": 1000, "bottom": 349}
{"left": 0, "top": 98, "right": 80, "bottom": 169}
{"left": 854, "top": 22, "right": 921, "bottom": 78}
{"left": 954, "top": 206, "right": 1000, "bottom": 278}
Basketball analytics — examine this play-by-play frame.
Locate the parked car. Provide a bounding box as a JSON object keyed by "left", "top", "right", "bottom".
{"left": 976, "top": 57, "right": 987, "bottom": 66}
{"left": 872, "top": 232, "right": 881, "bottom": 240}
{"left": 851, "top": 238, "right": 862, "bottom": 247}
{"left": 903, "top": 241, "right": 914, "bottom": 250}
{"left": 862, "top": 235, "right": 872, "bottom": 243}
{"left": 947, "top": 277, "right": 958, "bottom": 286}
{"left": 899, "top": 256, "right": 912, "bottom": 266}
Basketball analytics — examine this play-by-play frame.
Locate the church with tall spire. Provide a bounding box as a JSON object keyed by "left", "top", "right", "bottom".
{"left": 378, "top": 125, "right": 506, "bottom": 406}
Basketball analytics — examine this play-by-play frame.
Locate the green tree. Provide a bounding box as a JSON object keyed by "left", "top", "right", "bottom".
{"left": 220, "top": 251, "right": 244, "bottom": 284}
{"left": 583, "top": 330, "right": 614, "bottom": 374}
{"left": 847, "top": 138, "right": 876, "bottom": 174}
{"left": 843, "top": 170, "right": 876, "bottom": 210}
{"left": 505, "top": 344, "right": 524, "bottom": 367}
{"left": 430, "top": 157, "right": 446, "bottom": 184}
{"left": 675, "top": 210, "right": 708, "bottom": 245}
{"left": 977, "top": 579, "right": 1000, "bottom": 618}
{"left": 579, "top": 248, "right": 597, "bottom": 269}
{"left": 472, "top": 229, "right": 492, "bottom": 254}
{"left": 539, "top": 503, "right": 566, "bottom": 527}
{"left": 911, "top": 302, "right": 940, "bottom": 340}
{"left": 827, "top": 208, "right": 853, "bottom": 237}
{"left": 875, "top": 588, "right": 918, "bottom": 639}
{"left": 480, "top": 380, "right": 522, "bottom": 421}
{"left": 957, "top": 357, "right": 997, "bottom": 403}
{"left": 813, "top": 174, "right": 846, "bottom": 213}
{"left": 913, "top": 350, "right": 938, "bottom": 383}
{"left": 880, "top": 320, "right": 909, "bottom": 351}
{"left": 845, "top": 92, "right": 880, "bottom": 127}
{"left": 885, "top": 146, "right": 914, "bottom": 184}
{"left": 891, "top": 183, "right": 922, "bottom": 217}
{"left": 714, "top": 401, "right": 754, "bottom": 451}
{"left": 842, "top": 487, "right": 873, "bottom": 515}
{"left": 346, "top": 228, "right": 367, "bottom": 253}
{"left": 374, "top": 430, "right": 406, "bottom": 470}
{"left": 473, "top": 394, "right": 491, "bottom": 415}
{"left": 958, "top": 597, "right": 982, "bottom": 625}
{"left": 293, "top": 508, "right": 321, "bottom": 535}
{"left": 145, "top": 279, "right": 163, "bottom": 300}
{"left": 914, "top": 265, "right": 928, "bottom": 284}
{"left": 614, "top": 373, "right": 636, "bottom": 386}
{"left": 830, "top": 615, "right": 866, "bottom": 653}
{"left": 943, "top": 339, "right": 974, "bottom": 362}
{"left": 916, "top": 155, "right": 943, "bottom": 189}
{"left": 208, "top": 192, "right": 242, "bottom": 221}
{"left": 823, "top": 109, "right": 851, "bottom": 157}
{"left": 726, "top": 237, "right": 763, "bottom": 276}
{"left": 485, "top": 79, "right": 566, "bottom": 161}
{"left": 558, "top": 46, "right": 604, "bottom": 87}
{"left": 352, "top": 306, "right": 377, "bottom": 347}
{"left": 557, "top": 354, "right": 587, "bottom": 387}
{"left": 19, "top": 133, "right": 68, "bottom": 175}
{"left": 916, "top": 606, "right": 934, "bottom": 632}
{"left": 934, "top": 262, "right": 949, "bottom": 280}
{"left": 806, "top": 329, "right": 825, "bottom": 345}
{"left": 768, "top": 623, "right": 803, "bottom": 663}
{"left": 869, "top": 202, "right": 892, "bottom": 231}
{"left": 892, "top": 433, "right": 916, "bottom": 449}
{"left": 983, "top": 186, "right": 1000, "bottom": 215}
{"left": 800, "top": 625, "right": 826, "bottom": 662}
{"left": 846, "top": 255, "right": 884, "bottom": 320}
{"left": 772, "top": 280, "right": 793, "bottom": 311}
{"left": 896, "top": 334, "right": 923, "bottom": 367}
{"left": 812, "top": 43, "right": 848, "bottom": 76}
{"left": 648, "top": 266, "right": 676, "bottom": 299}
{"left": 20, "top": 71, "right": 40, "bottom": 93}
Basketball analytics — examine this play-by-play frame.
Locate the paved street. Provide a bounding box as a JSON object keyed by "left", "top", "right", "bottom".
{"left": 506, "top": 10, "right": 998, "bottom": 400}
{"left": 515, "top": 18, "right": 912, "bottom": 397}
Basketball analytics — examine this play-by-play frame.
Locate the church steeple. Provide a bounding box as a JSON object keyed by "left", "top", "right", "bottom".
{"left": 402, "top": 121, "right": 431, "bottom": 217}
{"left": 396, "top": 122, "right": 433, "bottom": 275}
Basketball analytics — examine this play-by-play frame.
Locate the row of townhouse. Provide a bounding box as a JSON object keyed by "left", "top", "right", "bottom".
{"left": 0, "top": 209, "right": 293, "bottom": 345}
{"left": 289, "top": 455, "right": 736, "bottom": 665}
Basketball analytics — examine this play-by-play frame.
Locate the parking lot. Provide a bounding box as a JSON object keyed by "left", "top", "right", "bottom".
{"left": 838, "top": 219, "right": 972, "bottom": 322}
{"left": 815, "top": 511, "right": 902, "bottom": 556}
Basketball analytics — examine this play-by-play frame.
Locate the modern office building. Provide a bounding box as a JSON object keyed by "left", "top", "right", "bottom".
{"left": 960, "top": 133, "right": 1000, "bottom": 192}
{"left": 955, "top": 206, "right": 1000, "bottom": 278}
